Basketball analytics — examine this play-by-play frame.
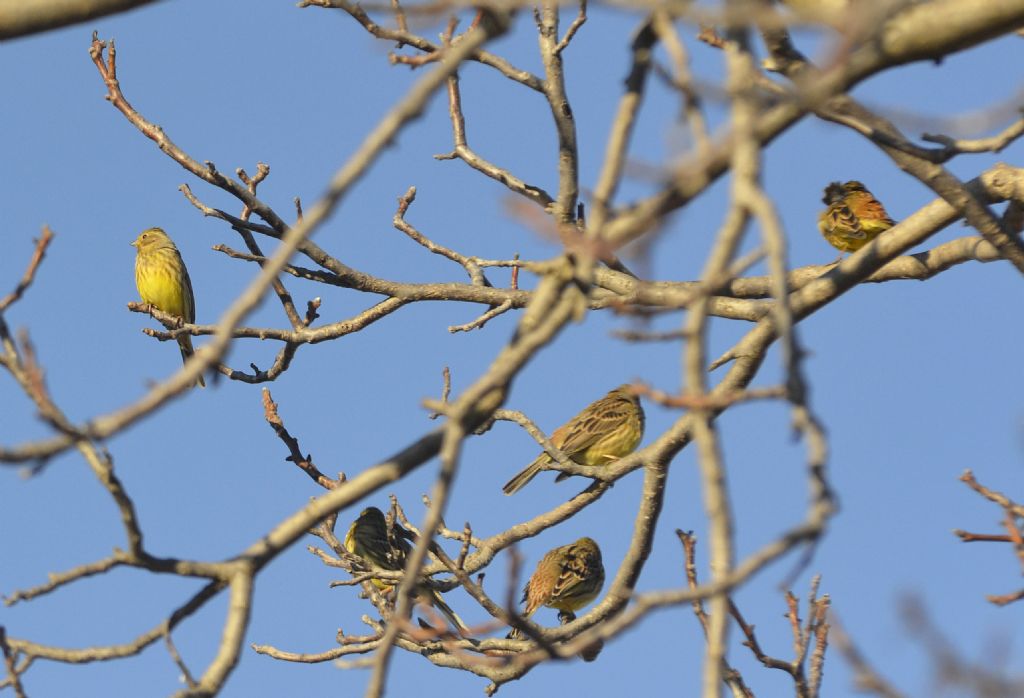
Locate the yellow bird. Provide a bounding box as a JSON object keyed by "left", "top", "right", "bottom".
{"left": 131, "top": 227, "right": 205, "bottom": 387}
{"left": 509, "top": 537, "right": 605, "bottom": 639}
{"left": 344, "top": 507, "right": 468, "bottom": 634}
{"left": 502, "top": 385, "right": 644, "bottom": 495}
{"left": 817, "top": 180, "right": 895, "bottom": 256}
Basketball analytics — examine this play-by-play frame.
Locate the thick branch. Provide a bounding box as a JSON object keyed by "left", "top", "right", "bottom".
{"left": 0, "top": 0, "right": 165, "bottom": 40}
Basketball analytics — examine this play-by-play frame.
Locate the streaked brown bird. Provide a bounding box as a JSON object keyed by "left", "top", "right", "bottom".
{"left": 817, "top": 180, "right": 895, "bottom": 257}
{"left": 502, "top": 385, "right": 645, "bottom": 495}
{"left": 509, "top": 537, "right": 605, "bottom": 639}
{"left": 344, "top": 506, "right": 468, "bottom": 634}
{"left": 131, "top": 227, "right": 205, "bottom": 387}
{"left": 815, "top": 178, "right": 897, "bottom": 256}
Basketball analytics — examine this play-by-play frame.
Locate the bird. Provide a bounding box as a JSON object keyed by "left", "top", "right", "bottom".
{"left": 817, "top": 180, "right": 895, "bottom": 257}
{"left": 344, "top": 507, "right": 468, "bottom": 634}
{"left": 131, "top": 227, "right": 205, "bottom": 387}
{"left": 502, "top": 385, "right": 645, "bottom": 495}
{"left": 509, "top": 537, "right": 605, "bottom": 638}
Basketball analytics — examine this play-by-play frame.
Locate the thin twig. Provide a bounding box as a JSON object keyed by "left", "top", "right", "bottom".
{"left": 0, "top": 227, "right": 54, "bottom": 312}
{"left": 263, "top": 388, "right": 340, "bottom": 490}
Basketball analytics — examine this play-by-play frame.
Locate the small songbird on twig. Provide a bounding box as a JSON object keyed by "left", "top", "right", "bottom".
{"left": 817, "top": 180, "right": 895, "bottom": 260}
{"left": 502, "top": 385, "right": 645, "bottom": 495}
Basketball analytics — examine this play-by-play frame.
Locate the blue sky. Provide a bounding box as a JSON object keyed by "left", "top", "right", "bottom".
{"left": 1, "top": 2, "right": 1022, "bottom": 696}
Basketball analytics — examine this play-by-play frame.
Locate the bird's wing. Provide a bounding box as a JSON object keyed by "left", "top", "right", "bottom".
{"left": 385, "top": 525, "right": 412, "bottom": 569}
{"left": 170, "top": 249, "right": 197, "bottom": 323}
{"left": 855, "top": 193, "right": 894, "bottom": 223}
{"left": 556, "top": 397, "right": 629, "bottom": 456}
{"left": 550, "top": 546, "right": 591, "bottom": 602}
{"left": 825, "top": 203, "right": 867, "bottom": 240}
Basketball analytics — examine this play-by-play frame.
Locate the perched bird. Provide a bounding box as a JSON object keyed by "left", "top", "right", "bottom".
{"left": 344, "top": 507, "right": 468, "bottom": 634}
{"left": 509, "top": 537, "right": 605, "bottom": 638}
{"left": 131, "top": 227, "right": 205, "bottom": 387}
{"left": 817, "top": 180, "right": 895, "bottom": 257}
{"left": 502, "top": 385, "right": 644, "bottom": 495}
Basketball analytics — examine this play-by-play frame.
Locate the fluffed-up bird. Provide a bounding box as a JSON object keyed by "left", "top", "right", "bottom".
{"left": 502, "top": 385, "right": 645, "bottom": 495}
{"left": 344, "top": 506, "right": 468, "bottom": 634}
{"left": 508, "top": 537, "right": 605, "bottom": 639}
{"left": 817, "top": 180, "right": 895, "bottom": 257}
{"left": 131, "top": 227, "right": 205, "bottom": 387}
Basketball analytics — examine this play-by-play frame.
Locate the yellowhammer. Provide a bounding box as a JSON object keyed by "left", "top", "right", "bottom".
{"left": 131, "top": 227, "right": 205, "bottom": 388}
{"left": 502, "top": 385, "right": 644, "bottom": 495}
{"left": 344, "top": 506, "right": 468, "bottom": 634}
{"left": 817, "top": 180, "right": 895, "bottom": 256}
{"left": 509, "top": 537, "right": 604, "bottom": 638}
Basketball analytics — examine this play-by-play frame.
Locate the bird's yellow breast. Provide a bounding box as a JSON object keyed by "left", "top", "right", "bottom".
{"left": 548, "top": 587, "right": 600, "bottom": 612}
{"left": 577, "top": 413, "right": 643, "bottom": 465}
{"left": 135, "top": 252, "right": 190, "bottom": 319}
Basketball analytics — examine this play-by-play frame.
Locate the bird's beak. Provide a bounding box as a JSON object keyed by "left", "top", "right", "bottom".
{"left": 129, "top": 240, "right": 138, "bottom": 248}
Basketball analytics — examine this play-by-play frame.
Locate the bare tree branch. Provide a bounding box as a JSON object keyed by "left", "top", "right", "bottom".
{"left": 0, "top": 0, "right": 166, "bottom": 40}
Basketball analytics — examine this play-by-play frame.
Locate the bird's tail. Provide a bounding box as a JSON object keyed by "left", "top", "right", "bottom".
{"left": 428, "top": 589, "right": 468, "bottom": 636}
{"left": 505, "top": 604, "right": 538, "bottom": 640}
{"left": 502, "top": 456, "right": 546, "bottom": 495}
{"left": 579, "top": 638, "right": 604, "bottom": 662}
{"left": 177, "top": 335, "right": 206, "bottom": 388}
